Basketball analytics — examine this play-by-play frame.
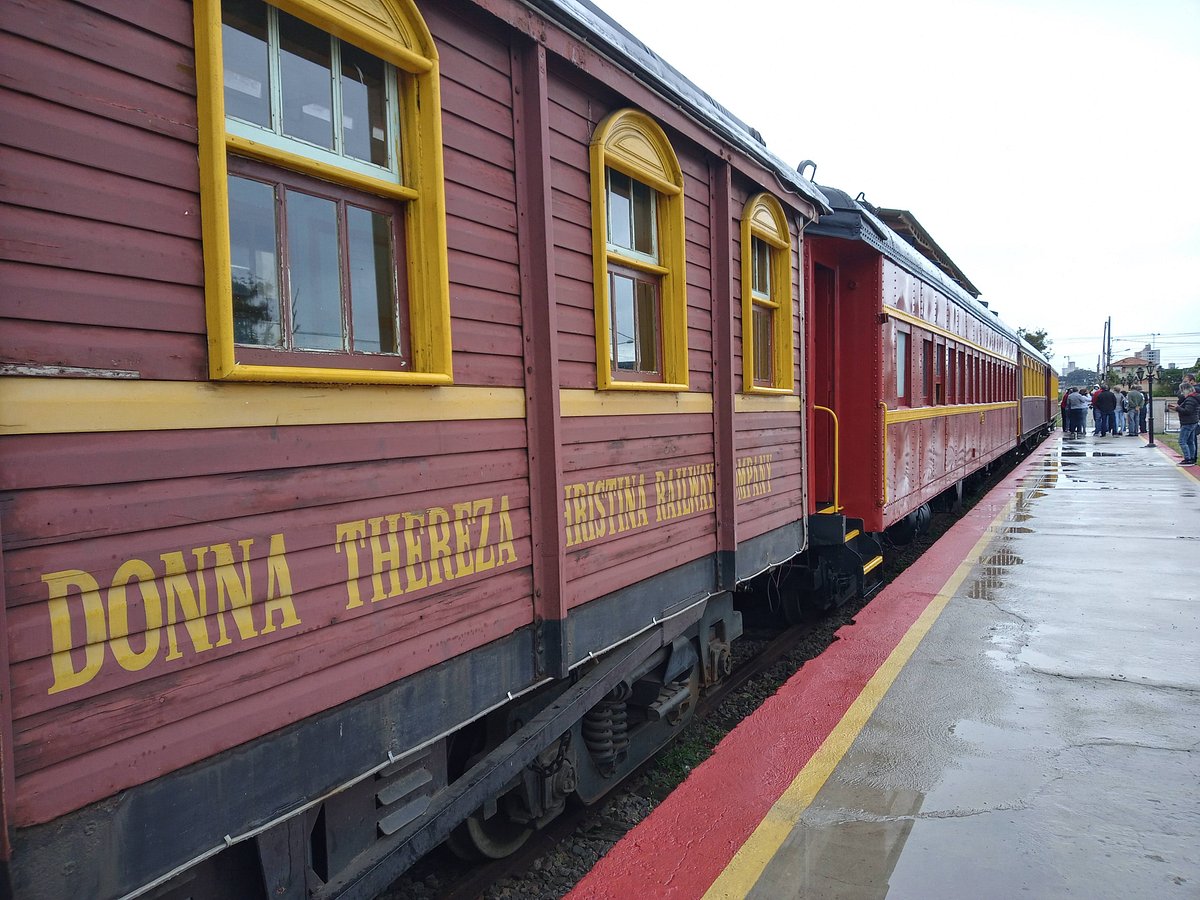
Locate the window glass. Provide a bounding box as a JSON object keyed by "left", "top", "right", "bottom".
{"left": 923, "top": 339, "right": 933, "bottom": 403}
{"left": 285, "top": 190, "right": 342, "bottom": 350}
{"left": 896, "top": 331, "right": 909, "bottom": 403}
{"left": 753, "top": 306, "right": 772, "bottom": 384}
{"left": 347, "top": 206, "right": 397, "bottom": 353}
{"left": 229, "top": 175, "right": 282, "bottom": 347}
{"left": 610, "top": 270, "right": 660, "bottom": 373}
{"left": 222, "top": 0, "right": 271, "bottom": 127}
{"left": 279, "top": 11, "right": 335, "bottom": 151}
{"left": 611, "top": 272, "right": 636, "bottom": 370}
{"left": 340, "top": 43, "right": 389, "bottom": 167}
{"left": 751, "top": 237, "right": 771, "bottom": 297}
{"left": 635, "top": 280, "right": 660, "bottom": 371}
{"left": 606, "top": 170, "right": 656, "bottom": 257}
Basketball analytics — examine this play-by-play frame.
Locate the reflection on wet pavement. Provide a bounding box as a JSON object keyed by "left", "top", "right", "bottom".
{"left": 748, "top": 434, "right": 1200, "bottom": 899}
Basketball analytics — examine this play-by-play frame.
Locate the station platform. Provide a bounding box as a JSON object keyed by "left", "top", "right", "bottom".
{"left": 569, "top": 433, "right": 1200, "bottom": 899}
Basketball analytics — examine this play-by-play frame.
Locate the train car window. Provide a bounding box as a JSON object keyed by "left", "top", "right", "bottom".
{"left": 896, "top": 330, "right": 910, "bottom": 405}
{"left": 934, "top": 343, "right": 946, "bottom": 405}
{"left": 922, "top": 340, "right": 933, "bottom": 405}
{"left": 958, "top": 350, "right": 966, "bottom": 402}
{"left": 591, "top": 109, "right": 688, "bottom": 390}
{"left": 947, "top": 348, "right": 956, "bottom": 404}
{"left": 194, "top": 0, "right": 451, "bottom": 384}
{"left": 609, "top": 264, "right": 661, "bottom": 373}
{"left": 741, "top": 194, "right": 794, "bottom": 393}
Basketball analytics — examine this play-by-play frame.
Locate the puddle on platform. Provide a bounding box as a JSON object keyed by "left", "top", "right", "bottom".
{"left": 966, "top": 538, "right": 1024, "bottom": 602}
{"left": 1060, "top": 451, "right": 1121, "bottom": 458}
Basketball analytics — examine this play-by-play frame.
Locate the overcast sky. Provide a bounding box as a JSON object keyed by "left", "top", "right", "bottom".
{"left": 592, "top": 0, "right": 1200, "bottom": 371}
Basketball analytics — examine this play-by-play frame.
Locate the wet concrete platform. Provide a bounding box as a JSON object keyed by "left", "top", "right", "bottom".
{"left": 571, "top": 434, "right": 1200, "bottom": 899}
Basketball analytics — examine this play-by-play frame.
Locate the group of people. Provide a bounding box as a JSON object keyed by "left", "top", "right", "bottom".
{"left": 1059, "top": 373, "right": 1199, "bottom": 467}
{"left": 1061, "top": 383, "right": 1144, "bottom": 437}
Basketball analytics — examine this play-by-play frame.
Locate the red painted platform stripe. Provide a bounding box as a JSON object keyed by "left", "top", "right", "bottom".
{"left": 569, "top": 443, "right": 1053, "bottom": 899}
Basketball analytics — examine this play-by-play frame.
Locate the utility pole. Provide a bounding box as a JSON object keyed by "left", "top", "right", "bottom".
{"left": 1105, "top": 316, "right": 1112, "bottom": 377}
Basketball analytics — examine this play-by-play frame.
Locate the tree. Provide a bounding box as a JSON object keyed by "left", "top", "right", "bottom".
{"left": 1062, "top": 367, "right": 1097, "bottom": 389}
{"left": 1017, "top": 327, "right": 1053, "bottom": 358}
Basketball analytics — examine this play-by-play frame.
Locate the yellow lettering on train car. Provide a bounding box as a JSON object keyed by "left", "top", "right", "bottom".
{"left": 562, "top": 474, "right": 649, "bottom": 548}
{"left": 655, "top": 463, "right": 715, "bottom": 523}
{"left": 736, "top": 453, "right": 774, "bottom": 500}
{"left": 333, "top": 493, "right": 520, "bottom": 610}
{"left": 41, "top": 534, "right": 301, "bottom": 695}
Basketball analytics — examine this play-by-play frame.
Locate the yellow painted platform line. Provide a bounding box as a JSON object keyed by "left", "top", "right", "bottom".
{"left": 861, "top": 555, "right": 883, "bottom": 575}
{"left": 702, "top": 497, "right": 1016, "bottom": 900}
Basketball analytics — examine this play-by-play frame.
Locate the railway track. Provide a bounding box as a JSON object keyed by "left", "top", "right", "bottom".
{"left": 385, "top": 616, "right": 819, "bottom": 900}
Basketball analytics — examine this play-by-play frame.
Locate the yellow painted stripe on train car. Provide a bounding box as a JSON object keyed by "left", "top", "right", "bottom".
{"left": 734, "top": 394, "right": 802, "bottom": 414}
{"left": 862, "top": 555, "right": 883, "bottom": 575}
{"left": 559, "top": 388, "right": 713, "bottom": 417}
{"left": 843, "top": 529, "right": 860, "bottom": 543}
{"left": 701, "top": 497, "right": 1016, "bottom": 899}
{"left": 885, "top": 401, "right": 1016, "bottom": 424}
{"left": 0, "top": 378, "right": 526, "bottom": 435}
{"left": 882, "top": 305, "right": 1016, "bottom": 363}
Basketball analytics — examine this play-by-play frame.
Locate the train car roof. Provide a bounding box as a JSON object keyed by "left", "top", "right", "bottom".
{"left": 525, "top": 0, "right": 831, "bottom": 214}
{"left": 871, "top": 207, "right": 983, "bottom": 299}
{"left": 808, "top": 183, "right": 1028, "bottom": 348}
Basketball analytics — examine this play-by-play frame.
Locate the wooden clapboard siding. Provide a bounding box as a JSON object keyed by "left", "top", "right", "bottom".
{"left": 12, "top": 545, "right": 533, "bottom": 756}
{"left": 547, "top": 67, "right": 600, "bottom": 389}
{"left": 14, "top": 571, "right": 534, "bottom": 825}
{"left": 0, "top": 0, "right": 539, "bottom": 830}
{"left": 0, "top": 261, "right": 204, "bottom": 334}
{"left": 561, "top": 410, "right": 716, "bottom": 605}
{"left": 0, "top": 2, "right": 205, "bottom": 380}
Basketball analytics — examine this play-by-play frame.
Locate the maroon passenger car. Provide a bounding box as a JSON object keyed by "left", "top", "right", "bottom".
{"left": 804, "top": 186, "right": 1054, "bottom": 541}
{"left": 0, "top": 0, "right": 827, "bottom": 896}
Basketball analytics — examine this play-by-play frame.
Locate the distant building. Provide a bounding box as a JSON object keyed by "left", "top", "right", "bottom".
{"left": 1141, "top": 344, "right": 1160, "bottom": 366}
{"left": 1112, "top": 356, "right": 1153, "bottom": 390}
{"left": 1065, "top": 360, "right": 1077, "bottom": 374}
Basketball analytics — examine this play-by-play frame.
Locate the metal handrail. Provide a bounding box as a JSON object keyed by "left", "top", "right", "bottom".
{"left": 813, "top": 405, "right": 841, "bottom": 512}
{"left": 879, "top": 401, "right": 889, "bottom": 506}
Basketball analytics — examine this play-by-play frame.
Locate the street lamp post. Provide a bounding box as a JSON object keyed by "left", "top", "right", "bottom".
{"left": 1138, "top": 365, "right": 1158, "bottom": 447}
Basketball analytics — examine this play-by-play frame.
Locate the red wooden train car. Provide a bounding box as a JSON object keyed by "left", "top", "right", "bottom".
{"left": 0, "top": 0, "right": 829, "bottom": 896}
{"left": 804, "top": 186, "right": 1054, "bottom": 545}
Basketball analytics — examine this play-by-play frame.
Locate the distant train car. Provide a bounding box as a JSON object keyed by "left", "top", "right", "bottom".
{"left": 1019, "top": 337, "right": 1058, "bottom": 445}
{"left": 0, "top": 0, "right": 829, "bottom": 897}
{"left": 803, "top": 186, "right": 1053, "bottom": 547}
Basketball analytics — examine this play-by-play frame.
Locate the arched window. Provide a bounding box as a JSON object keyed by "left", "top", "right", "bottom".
{"left": 589, "top": 109, "right": 688, "bottom": 391}
{"left": 741, "top": 194, "right": 794, "bottom": 393}
{"left": 194, "top": 0, "right": 451, "bottom": 384}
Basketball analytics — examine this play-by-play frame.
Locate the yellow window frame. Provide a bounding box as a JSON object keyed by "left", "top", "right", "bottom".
{"left": 193, "top": 0, "right": 452, "bottom": 385}
{"left": 741, "top": 194, "right": 794, "bottom": 394}
{"left": 589, "top": 109, "right": 688, "bottom": 392}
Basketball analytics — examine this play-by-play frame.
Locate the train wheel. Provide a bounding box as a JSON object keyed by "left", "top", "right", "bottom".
{"left": 446, "top": 805, "right": 533, "bottom": 860}
{"left": 444, "top": 733, "right": 535, "bottom": 860}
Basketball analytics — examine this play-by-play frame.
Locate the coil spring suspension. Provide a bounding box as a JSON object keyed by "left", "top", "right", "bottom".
{"left": 582, "top": 696, "right": 630, "bottom": 773}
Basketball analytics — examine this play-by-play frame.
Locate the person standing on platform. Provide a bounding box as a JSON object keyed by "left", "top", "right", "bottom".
{"left": 1115, "top": 389, "right": 1127, "bottom": 435}
{"left": 1067, "top": 387, "right": 1091, "bottom": 436}
{"left": 1169, "top": 384, "right": 1198, "bottom": 465}
{"left": 1178, "top": 372, "right": 1197, "bottom": 403}
{"left": 1094, "top": 384, "right": 1118, "bottom": 437}
{"left": 1091, "top": 385, "right": 1103, "bottom": 434}
{"left": 1126, "top": 385, "right": 1144, "bottom": 436}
